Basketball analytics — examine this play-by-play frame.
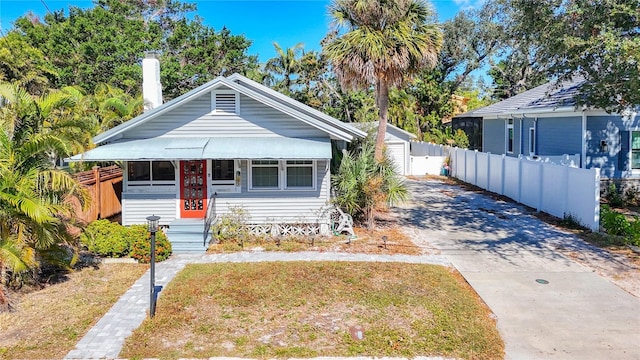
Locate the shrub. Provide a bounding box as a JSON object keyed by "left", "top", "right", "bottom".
{"left": 128, "top": 225, "right": 172, "bottom": 263}
{"left": 211, "top": 206, "right": 251, "bottom": 243}
{"left": 624, "top": 186, "right": 640, "bottom": 206}
{"left": 79, "top": 219, "right": 130, "bottom": 257}
{"left": 606, "top": 183, "right": 624, "bottom": 207}
{"left": 600, "top": 205, "right": 631, "bottom": 236}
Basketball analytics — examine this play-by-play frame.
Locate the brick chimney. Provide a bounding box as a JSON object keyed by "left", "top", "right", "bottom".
{"left": 142, "top": 52, "right": 162, "bottom": 112}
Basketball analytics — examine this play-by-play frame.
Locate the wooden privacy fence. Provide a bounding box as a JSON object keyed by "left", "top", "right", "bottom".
{"left": 71, "top": 165, "right": 123, "bottom": 224}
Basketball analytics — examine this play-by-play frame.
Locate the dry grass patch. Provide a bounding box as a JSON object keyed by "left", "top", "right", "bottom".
{"left": 207, "top": 226, "right": 421, "bottom": 255}
{"left": 0, "top": 263, "right": 147, "bottom": 359}
{"left": 121, "top": 262, "right": 503, "bottom": 360}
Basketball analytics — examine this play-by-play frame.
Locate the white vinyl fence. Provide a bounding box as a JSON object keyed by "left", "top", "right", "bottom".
{"left": 410, "top": 142, "right": 601, "bottom": 231}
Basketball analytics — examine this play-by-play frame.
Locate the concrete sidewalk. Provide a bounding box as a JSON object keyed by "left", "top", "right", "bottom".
{"left": 398, "top": 179, "right": 640, "bottom": 360}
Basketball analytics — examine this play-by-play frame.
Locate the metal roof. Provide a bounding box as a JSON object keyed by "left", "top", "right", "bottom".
{"left": 456, "top": 78, "right": 586, "bottom": 118}
{"left": 351, "top": 121, "right": 417, "bottom": 141}
{"left": 68, "top": 137, "right": 331, "bottom": 161}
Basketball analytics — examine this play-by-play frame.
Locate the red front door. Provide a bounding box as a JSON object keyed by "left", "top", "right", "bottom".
{"left": 180, "top": 160, "right": 207, "bottom": 218}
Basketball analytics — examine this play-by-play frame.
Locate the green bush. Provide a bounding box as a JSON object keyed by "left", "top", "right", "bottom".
{"left": 128, "top": 225, "right": 172, "bottom": 263}
{"left": 600, "top": 205, "right": 640, "bottom": 247}
{"left": 606, "top": 183, "right": 624, "bottom": 207}
{"left": 79, "top": 219, "right": 130, "bottom": 257}
{"left": 600, "top": 205, "right": 631, "bottom": 236}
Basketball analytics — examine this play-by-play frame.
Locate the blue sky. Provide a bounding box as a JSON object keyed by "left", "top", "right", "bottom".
{"left": 0, "top": 0, "right": 468, "bottom": 63}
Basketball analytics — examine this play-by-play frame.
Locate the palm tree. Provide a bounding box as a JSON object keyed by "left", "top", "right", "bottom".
{"left": 332, "top": 138, "right": 407, "bottom": 229}
{"left": 265, "top": 42, "right": 305, "bottom": 94}
{"left": 0, "top": 82, "right": 90, "bottom": 309}
{"left": 323, "top": 0, "right": 443, "bottom": 162}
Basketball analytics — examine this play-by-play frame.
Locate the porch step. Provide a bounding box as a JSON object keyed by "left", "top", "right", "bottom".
{"left": 166, "top": 219, "right": 211, "bottom": 254}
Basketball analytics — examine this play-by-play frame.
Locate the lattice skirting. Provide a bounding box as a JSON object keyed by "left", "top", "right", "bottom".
{"left": 245, "top": 223, "right": 329, "bottom": 237}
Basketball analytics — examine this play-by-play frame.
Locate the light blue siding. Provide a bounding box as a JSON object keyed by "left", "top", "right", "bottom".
{"left": 483, "top": 119, "right": 505, "bottom": 154}
{"left": 126, "top": 92, "right": 326, "bottom": 139}
{"left": 536, "top": 116, "right": 582, "bottom": 156}
{"left": 521, "top": 118, "right": 536, "bottom": 155}
{"left": 586, "top": 114, "right": 640, "bottom": 178}
{"left": 121, "top": 159, "right": 331, "bottom": 226}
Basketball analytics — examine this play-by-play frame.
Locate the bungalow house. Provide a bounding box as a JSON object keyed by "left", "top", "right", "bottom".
{"left": 453, "top": 79, "right": 640, "bottom": 183}
{"left": 70, "top": 54, "right": 366, "bottom": 252}
{"left": 351, "top": 122, "right": 417, "bottom": 175}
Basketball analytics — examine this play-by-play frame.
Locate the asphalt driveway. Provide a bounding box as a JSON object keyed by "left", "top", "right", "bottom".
{"left": 395, "top": 178, "right": 640, "bottom": 360}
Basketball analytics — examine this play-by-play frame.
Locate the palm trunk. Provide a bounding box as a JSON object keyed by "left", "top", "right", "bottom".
{"left": 374, "top": 79, "right": 389, "bottom": 162}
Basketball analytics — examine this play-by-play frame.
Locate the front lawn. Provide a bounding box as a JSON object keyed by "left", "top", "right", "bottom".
{"left": 0, "top": 263, "right": 147, "bottom": 359}
{"left": 122, "top": 262, "right": 503, "bottom": 359}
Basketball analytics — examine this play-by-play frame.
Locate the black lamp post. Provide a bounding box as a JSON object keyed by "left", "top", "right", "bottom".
{"left": 146, "top": 215, "right": 160, "bottom": 318}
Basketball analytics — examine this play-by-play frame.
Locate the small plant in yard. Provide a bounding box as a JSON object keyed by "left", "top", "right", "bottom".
{"left": 559, "top": 213, "right": 585, "bottom": 230}
{"left": 211, "top": 206, "right": 251, "bottom": 245}
{"left": 605, "top": 183, "right": 624, "bottom": 207}
{"left": 624, "top": 185, "right": 640, "bottom": 206}
{"left": 127, "top": 225, "right": 172, "bottom": 263}
{"left": 600, "top": 205, "right": 640, "bottom": 247}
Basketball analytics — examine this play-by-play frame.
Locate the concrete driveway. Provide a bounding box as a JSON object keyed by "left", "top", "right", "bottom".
{"left": 395, "top": 178, "right": 640, "bottom": 360}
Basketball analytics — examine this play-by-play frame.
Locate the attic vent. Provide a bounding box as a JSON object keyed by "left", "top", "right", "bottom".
{"left": 213, "top": 92, "right": 238, "bottom": 114}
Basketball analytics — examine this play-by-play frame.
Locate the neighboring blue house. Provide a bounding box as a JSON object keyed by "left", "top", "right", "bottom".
{"left": 70, "top": 54, "right": 365, "bottom": 252}
{"left": 453, "top": 79, "right": 640, "bottom": 180}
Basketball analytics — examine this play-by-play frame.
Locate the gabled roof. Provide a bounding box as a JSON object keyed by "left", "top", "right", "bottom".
{"left": 351, "top": 121, "right": 417, "bottom": 142}
{"left": 456, "top": 78, "right": 586, "bottom": 118}
{"left": 94, "top": 74, "right": 366, "bottom": 144}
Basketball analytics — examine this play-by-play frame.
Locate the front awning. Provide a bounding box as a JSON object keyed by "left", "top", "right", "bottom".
{"left": 67, "top": 137, "right": 331, "bottom": 161}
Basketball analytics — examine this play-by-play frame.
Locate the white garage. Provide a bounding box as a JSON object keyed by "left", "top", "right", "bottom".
{"left": 352, "top": 122, "right": 417, "bottom": 175}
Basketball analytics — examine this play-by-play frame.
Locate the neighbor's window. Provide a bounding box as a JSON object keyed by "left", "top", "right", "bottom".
{"left": 507, "top": 119, "right": 514, "bottom": 153}
{"left": 128, "top": 161, "right": 175, "bottom": 186}
{"left": 285, "top": 160, "right": 314, "bottom": 189}
{"left": 632, "top": 132, "right": 640, "bottom": 169}
{"left": 529, "top": 127, "right": 536, "bottom": 155}
{"left": 250, "top": 160, "right": 279, "bottom": 189}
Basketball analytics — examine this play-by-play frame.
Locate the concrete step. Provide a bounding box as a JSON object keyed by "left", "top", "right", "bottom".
{"left": 166, "top": 219, "right": 211, "bottom": 254}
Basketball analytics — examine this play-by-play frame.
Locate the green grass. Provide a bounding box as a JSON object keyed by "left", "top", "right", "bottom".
{"left": 121, "top": 262, "right": 503, "bottom": 359}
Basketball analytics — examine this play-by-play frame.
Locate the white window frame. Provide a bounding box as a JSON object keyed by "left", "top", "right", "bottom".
{"left": 285, "top": 160, "right": 316, "bottom": 190}
{"left": 528, "top": 127, "right": 536, "bottom": 156}
{"left": 506, "top": 119, "right": 514, "bottom": 154}
{"left": 125, "top": 161, "right": 176, "bottom": 192}
{"left": 211, "top": 90, "right": 239, "bottom": 114}
{"left": 210, "top": 159, "right": 241, "bottom": 193}
{"left": 631, "top": 131, "right": 640, "bottom": 170}
{"left": 248, "top": 160, "right": 317, "bottom": 192}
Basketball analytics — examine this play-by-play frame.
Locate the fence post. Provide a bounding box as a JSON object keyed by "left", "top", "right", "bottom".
{"left": 501, "top": 154, "right": 506, "bottom": 195}
{"left": 537, "top": 161, "right": 543, "bottom": 212}
{"left": 474, "top": 150, "right": 479, "bottom": 186}
{"left": 517, "top": 157, "right": 522, "bottom": 203}
{"left": 487, "top": 152, "right": 491, "bottom": 191}
{"left": 563, "top": 164, "right": 570, "bottom": 218}
{"left": 92, "top": 166, "right": 101, "bottom": 219}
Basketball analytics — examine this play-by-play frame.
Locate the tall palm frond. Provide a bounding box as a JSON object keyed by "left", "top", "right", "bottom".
{"left": 324, "top": 0, "right": 442, "bottom": 161}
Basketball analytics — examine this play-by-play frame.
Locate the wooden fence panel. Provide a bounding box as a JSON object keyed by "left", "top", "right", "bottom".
{"left": 72, "top": 165, "right": 123, "bottom": 224}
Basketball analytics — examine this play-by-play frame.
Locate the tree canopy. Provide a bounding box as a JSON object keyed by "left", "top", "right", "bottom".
{"left": 12, "top": 0, "right": 258, "bottom": 99}
{"left": 324, "top": 0, "right": 443, "bottom": 161}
